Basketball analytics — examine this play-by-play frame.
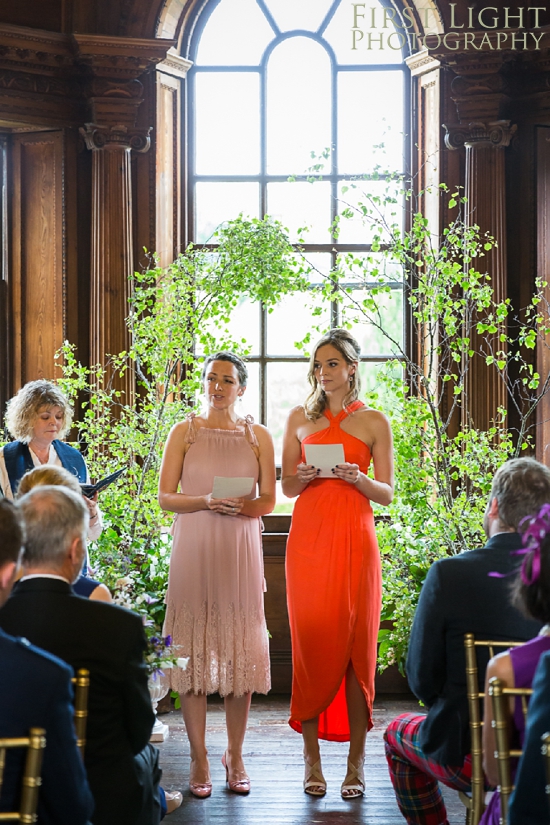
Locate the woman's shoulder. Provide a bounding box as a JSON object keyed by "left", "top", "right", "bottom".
{"left": 250, "top": 421, "right": 274, "bottom": 446}
{"left": 353, "top": 405, "right": 389, "bottom": 421}
{"left": 287, "top": 405, "right": 308, "bottom": 423}
{"left": 353, "top": 406, "right": 391, "bottom": 430}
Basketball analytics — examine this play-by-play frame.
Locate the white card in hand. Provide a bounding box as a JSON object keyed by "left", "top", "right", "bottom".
{"left": 211, "top": 476, "right": 254, "bottom": 498}
{"left": 304, "top": 443, "right": 345, "bottom": 478}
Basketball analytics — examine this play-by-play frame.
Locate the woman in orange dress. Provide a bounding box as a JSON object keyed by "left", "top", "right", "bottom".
{"left": 282, "top": 329, "right": 394, "bottom": 799}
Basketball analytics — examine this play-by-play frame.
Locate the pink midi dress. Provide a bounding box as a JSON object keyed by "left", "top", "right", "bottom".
{"left": 164, "top": 416, "right": 271, "bottom": 697}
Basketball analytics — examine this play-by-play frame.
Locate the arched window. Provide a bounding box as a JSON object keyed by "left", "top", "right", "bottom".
{"left": 187, "top": 0, "right": 409, "bottom": 469}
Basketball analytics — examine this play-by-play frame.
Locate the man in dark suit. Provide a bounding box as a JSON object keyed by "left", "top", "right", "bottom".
{"left": 0, "top": 498, "right": 93, "bottom": 824}
{"left": 384, "top": 457, "right": 550, "bottom": 825}
{"left": 0, "top": 486, "right": 181, "bottom": 825}
{"left": 509, "top": 649, "right": 550, "bottom": 824}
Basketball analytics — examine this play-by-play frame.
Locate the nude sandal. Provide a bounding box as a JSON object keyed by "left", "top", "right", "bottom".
{"left": 341, "top": 757, "right": 365, "bottom": 799}
{"left": 303, "top": 756, "right": 327, "bottom": 796}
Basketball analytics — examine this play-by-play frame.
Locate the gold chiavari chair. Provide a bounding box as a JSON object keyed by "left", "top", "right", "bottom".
{"left": 459, "top": 634, "right": 524, "bottom": 825}
{"left": 488, "top": 676, "right": 533, "bottom": 825}
{"left": 0, "top": 727, "right": 46, "bottom": 823}
{"left": 72, "top": 669, "right": 89, "bottom": 758}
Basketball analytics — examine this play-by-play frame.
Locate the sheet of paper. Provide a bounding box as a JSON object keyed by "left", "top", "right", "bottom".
{"left": 211, "top": 476, "right": 255, "bottom": 498}
{"left": 304, "top": 443, "right": 345, "bottom": 478}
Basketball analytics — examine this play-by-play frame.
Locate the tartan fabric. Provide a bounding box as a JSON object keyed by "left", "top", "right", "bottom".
{"left": 384, "top": 713, "right": 473, "bottom": 825}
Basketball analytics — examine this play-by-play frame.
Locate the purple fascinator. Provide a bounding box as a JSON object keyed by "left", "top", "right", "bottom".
{"left": 489, "top": 502, "right": 550, "bottom": 585}
{"left": 515, "top": 503, "right": 550, "bottom": 586}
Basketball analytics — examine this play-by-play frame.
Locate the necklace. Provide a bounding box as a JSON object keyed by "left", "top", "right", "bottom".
{"left": 539, "top": 624, "right": 550, "bottom": 637}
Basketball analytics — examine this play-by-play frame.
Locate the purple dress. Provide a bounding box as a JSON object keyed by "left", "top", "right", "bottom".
{"left": 479, "top": 634, "right": 550, "bottom": 825}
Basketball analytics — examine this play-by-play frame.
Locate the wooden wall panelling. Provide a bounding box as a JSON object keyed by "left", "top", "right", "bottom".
{"left": 156, "top": 70, "right": 180, "bottom": 266}
{"left": 536, "top": 126, "right": 550, "bottom": 464}
{"left": 154, "top": 49, "right": 190, "bottom": 266}
{"left": 11, "top": 130, "right": 66, "bottom": 390}
{"left": 64, "top": 127, "right": 80, "bottom": 355}
{"left": 0, "top": 134, "right": 9, "bottom": 416}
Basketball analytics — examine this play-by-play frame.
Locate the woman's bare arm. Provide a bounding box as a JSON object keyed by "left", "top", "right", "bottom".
{"left": 239, "top": 425, "right": 276, "bottom": 518}
{"left": 281, "top": 407, "right": 317, "bottom": 498}
{"left": 158, "top": 422, "right": 210, "bottom": 513}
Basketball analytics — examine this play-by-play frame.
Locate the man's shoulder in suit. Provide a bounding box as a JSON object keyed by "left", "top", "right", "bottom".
{"left": 0, "top": 626, "right": 73, "bottom": 681}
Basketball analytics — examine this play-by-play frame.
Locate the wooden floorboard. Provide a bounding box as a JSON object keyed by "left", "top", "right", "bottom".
{"left": 157, "top": 695, "right": 466, "bottom": 824}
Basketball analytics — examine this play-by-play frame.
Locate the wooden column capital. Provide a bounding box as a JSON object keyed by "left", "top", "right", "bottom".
{"left": 443, "top": 120, "right": 517, "bottom": 151}
{"left": 80, "top": 122, "right": 151, "bottom": 153}
{"left": 73, "top": 34, "right": 175, "bottom": 128}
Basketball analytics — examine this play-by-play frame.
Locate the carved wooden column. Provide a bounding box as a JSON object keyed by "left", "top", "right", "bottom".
{"left": 439, "top": 49, "right": 515, "bottom": 432}
{"left": 81, "top": 123, "right": 150, "bottom": 401}
{"left": 444, "top": 120, "right": 515, "bottom": 431}
{"left": 73, "top": 36, "right": 174, "bottom": 400}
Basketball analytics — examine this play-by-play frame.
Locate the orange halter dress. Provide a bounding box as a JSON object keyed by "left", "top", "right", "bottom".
{"left": 286, "top": 400, "right": 382, "bottom": 741}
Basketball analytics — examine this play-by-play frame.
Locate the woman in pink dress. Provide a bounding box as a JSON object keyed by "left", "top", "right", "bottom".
{"left": 159, "top": 352, "right": 275, "bottom": 799}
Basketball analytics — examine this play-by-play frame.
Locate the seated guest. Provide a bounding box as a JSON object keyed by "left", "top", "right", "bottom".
{"left": 0, "top": 486, "right": 181, "bottom": 825}
{"left": 508, "top": 649, "right": 550, "bottom": 824}
{"left": 0, "top": 380, "right": 103, "bottom": 538}
{"left": 17, "top": 466, "right": 112, "bottom": 602}
{"left": 384, "top": 458, "right": 550, "bottom": 825}
{"left": 480, "top": 504, "right": 550, "bottom": 824}
{"left": 0, "top": 499, "right": 93, "bottom": 825}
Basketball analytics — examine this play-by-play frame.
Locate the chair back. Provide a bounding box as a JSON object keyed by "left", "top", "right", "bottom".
{"left": 0, "top": 727, "right": 46, "bottom": 823}
{"left": 488, "top": 676, "right": 533, "bottom": 825}
{"left": 542, "top": 731, "right": 550, "bottom": 812}
{"left": 72, "top": 669, "right": 89, "bottom": 757}
{"left": 459, "top": 633, "right": 523, "bottom": 825}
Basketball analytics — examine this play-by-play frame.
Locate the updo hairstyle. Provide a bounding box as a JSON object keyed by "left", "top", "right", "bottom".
{"left": 201, "top": 352, "right": 248, "bottom": 387}
{"left": 304, "top": 329, "right": 361, "bottom": 420}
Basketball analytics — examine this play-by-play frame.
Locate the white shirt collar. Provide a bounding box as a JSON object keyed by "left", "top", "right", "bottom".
{"left": 19, "top": 573, "right": 71, "bottom": 584}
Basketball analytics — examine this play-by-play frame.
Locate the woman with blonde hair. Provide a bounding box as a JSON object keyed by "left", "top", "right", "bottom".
{"left": 1, "top": 380, "right": 101, "bottom": 537}
{"left": 16, "top": 466, "right": 112, "bottom": 603}
{"left": 282, "top": 329, "right": 394, "bottom": 799}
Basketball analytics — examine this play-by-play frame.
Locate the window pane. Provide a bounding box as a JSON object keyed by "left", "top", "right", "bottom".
{"left": 267, "top": 181, "right": 332, "bottom": 243}
{"left": 338, "top": 71, "right": 404, "bottom": 174}
{"left": 196, "top": 0, "right": 274, "bottom": 65}
{"left": 267, "top": 293, "right": 330, "bottom": 355}
{"left": 195, "top": 182, "right": 259, "bottom": 242}
{"left": 341, "top": 287, "right": 404, "bottom": 356}
{"left": 267, "top": 37, "right": 331, "bottom": 174}
{"left": 264, "top": 0, "right": 335, "bottom": 33}
{"left": 266, "top": 361, "right": 310, "bottom": 463}
{"left": 358, "top": 360, "right": 404, "bottom": 408}
{"left": 240, "top": 361, "right": 260, "bottom": 422}
{"left": 195, "top": 296, "right": 261, "bottom": 356}
{"left": 336, "top": 251, "right": 404, "bottom": 290}
{"left": 337, "top": 179, "right": 403, "bottom": 244}
{"left": 323, "top": 0, "right": 405, "bottom": 65}
{"left": 295, "top": 252, "right": 333, "bottom": 284}
{"left": 195, "top": 73, "right": 260, "bottom": 174}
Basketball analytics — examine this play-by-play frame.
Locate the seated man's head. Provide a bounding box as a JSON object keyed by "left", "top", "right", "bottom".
{"left": 17, "top": 486, "right": 89, "bottom": 584}
{"left": 484, "top": 458, "right": 550, "bottom": 537}
{"left": 0, "top": 500, "right": 24, "bottom": 606}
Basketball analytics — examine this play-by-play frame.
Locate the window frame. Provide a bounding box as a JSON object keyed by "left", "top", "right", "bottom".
{"left": 183, "top": 0, "right": 412, "bottom": 427}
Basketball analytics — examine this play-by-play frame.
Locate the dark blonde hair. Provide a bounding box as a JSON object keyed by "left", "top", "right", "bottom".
{"left": 304, "top": 329, "right": 361, "bottom": 420}
{"left": 5, "top": 380, "right": 73, "bottom": 443}
{"left": 17, "top": 466, "right": 82, "bottom": 499}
